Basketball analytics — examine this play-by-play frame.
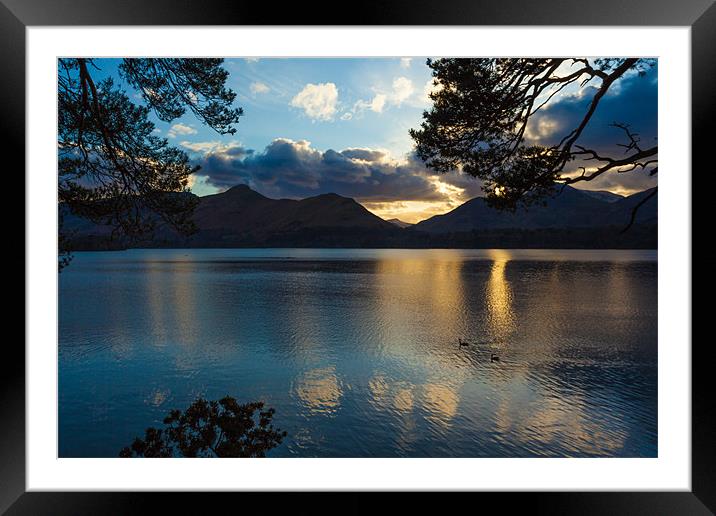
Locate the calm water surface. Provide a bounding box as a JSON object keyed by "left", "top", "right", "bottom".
{"left": 59, "top": 248, "right": 657, "bottom": 457}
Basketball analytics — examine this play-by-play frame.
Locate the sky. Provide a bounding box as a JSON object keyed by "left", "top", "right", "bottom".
{"left": 87, "top": 58, "right": 658, "bottom": 224}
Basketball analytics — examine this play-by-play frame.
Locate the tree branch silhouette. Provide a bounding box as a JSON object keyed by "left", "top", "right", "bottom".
{"left": 620, "top": 187, "right": 658, "bottom": 234}
{"left": 58, "top": 58, "right": 243, "bottom": 270}
{"left": 119, "top": 396, "right": 287, "bottom": 458}
{"left": 410, "top": 58, "right": 657, "bottom": 222}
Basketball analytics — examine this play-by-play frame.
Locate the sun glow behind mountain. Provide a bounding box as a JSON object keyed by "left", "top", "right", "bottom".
{"left": 361, "top": 176, "right": 468, "bottom": 223}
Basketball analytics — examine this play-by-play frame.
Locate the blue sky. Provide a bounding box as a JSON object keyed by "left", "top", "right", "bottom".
{"left": 85, "top": 58, "right": 658, "bottom": 223}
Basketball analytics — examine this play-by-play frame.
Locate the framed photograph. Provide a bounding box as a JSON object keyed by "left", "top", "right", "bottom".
{"left": 7, "top": 0, "right": 713, "bottom": 512}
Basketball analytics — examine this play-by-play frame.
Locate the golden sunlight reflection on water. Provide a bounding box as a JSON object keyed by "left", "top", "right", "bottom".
{"left": 485, "top": 250, "right": 516, "bottom": 344}
{"left": 59, "top": 249, "right": 657, "bottom": 457}
{"left": 293, "top": 366, "right": 343, "bottom": 416}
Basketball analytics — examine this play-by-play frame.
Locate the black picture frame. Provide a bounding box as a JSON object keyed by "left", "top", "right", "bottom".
{"left": 5, "top": 0, "right": 713, "bottom": 513}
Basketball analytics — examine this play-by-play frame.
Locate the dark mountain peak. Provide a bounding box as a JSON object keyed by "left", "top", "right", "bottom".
{"left": 414, "top": 182, "right": 655, "bottom": 234}
{"left": 304, "top": 192, "right": 351, "bottom": 202}
{"left": 628, "top": 186, "right": 657, "bottom": 199}
{"left": 610, "top": 187, "right": 657, "bottom": 207}
{"left": 299, "top": 192, "right": 363, "bottom": 209}
{"left": 579, "top": 189, "right": 625, "bottom": 203}
{"left": 387, "top": 218, "right": 414, "bottom": 228}
{"left": 223, "top": 183, "right": 268, "bottom": 201}
{"left": 286, "top": 192, "right": 393, "bottom": 230}
{"left": 225, "top": 183, "right": 253, "bottom": 194}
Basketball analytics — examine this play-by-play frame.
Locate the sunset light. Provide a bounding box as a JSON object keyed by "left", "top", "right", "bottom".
{"left": 56, "top": 56, "right": 659, "bottom": 463}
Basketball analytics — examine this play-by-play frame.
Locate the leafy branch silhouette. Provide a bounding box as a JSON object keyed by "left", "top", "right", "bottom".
{"left": 119, "top": 396, "right": 287, "bottom": 458}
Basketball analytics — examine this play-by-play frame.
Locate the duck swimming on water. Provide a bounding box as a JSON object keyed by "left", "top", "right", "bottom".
{"left": 490, "top": 352, "right": 500, "bottom": 362}
{"left": 458, "top": 338, "right": 470, "bottom": 348}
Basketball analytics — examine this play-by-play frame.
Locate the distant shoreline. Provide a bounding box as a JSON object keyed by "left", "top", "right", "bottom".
{"left": 66, "top": 223, "right": 657, "bottom": 252}
{"left": 67, "top": 244, "right": 658, "bottom": 252}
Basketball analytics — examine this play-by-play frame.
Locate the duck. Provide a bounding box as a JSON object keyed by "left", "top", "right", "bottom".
{"left": 490, "top": 352, "right": 500, "bottom": 362}
{"left": 458, "top": 338, "right": 470, "bottom": 348}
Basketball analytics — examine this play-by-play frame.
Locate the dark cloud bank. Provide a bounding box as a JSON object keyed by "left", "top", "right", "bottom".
{"left": 192, "top": 138, "right": 482, "bottom": 204}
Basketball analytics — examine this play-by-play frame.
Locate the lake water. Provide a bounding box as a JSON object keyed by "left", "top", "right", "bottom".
{"left": 59, "top": 248, "right": 657, "bottom": 457}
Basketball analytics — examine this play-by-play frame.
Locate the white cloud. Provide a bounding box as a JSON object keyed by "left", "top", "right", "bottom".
{"left": 390, "top": 77, "right": 415, "bottom": 106}
{"left": 290, "top": 82, "right": 339, "bottom": 121}
{"left": 347, "top": 78, "right": 415, "bottom": 119}
{"left": 340, "top": 112, "right": 353, "bottom": 121}
{"left": 369, "top": 94, "right": 388, "bottom": 113}
{"left": 244, "top": 57, "right": 260, "bottom": 63}
{"left": 168, "top": 123, "right": 197, "bottom": 138}
{"left": 187, "top": 173, "right": 221, "bottom": 197}
{"left": 400, "top": 57, "right": 413, "bottom": 68}
{"left": 250, "top": 81, "right": 270, "bottom": 95}
{"left": 524, "top": 116, "right": 561, "bottom": 142}
{"left": 180, "top": 141, "right": 219, "bottom": 152}
{"left": 352, "top": 93, "right": 387, "bottom": 116}
{"left": 179, "top": 140, "right": 244, "bottom": 153}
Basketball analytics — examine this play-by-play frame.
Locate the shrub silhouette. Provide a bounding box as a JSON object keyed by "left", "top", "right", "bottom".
{"left": 120, "top": 396, "right": 287, "bottom": 458}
